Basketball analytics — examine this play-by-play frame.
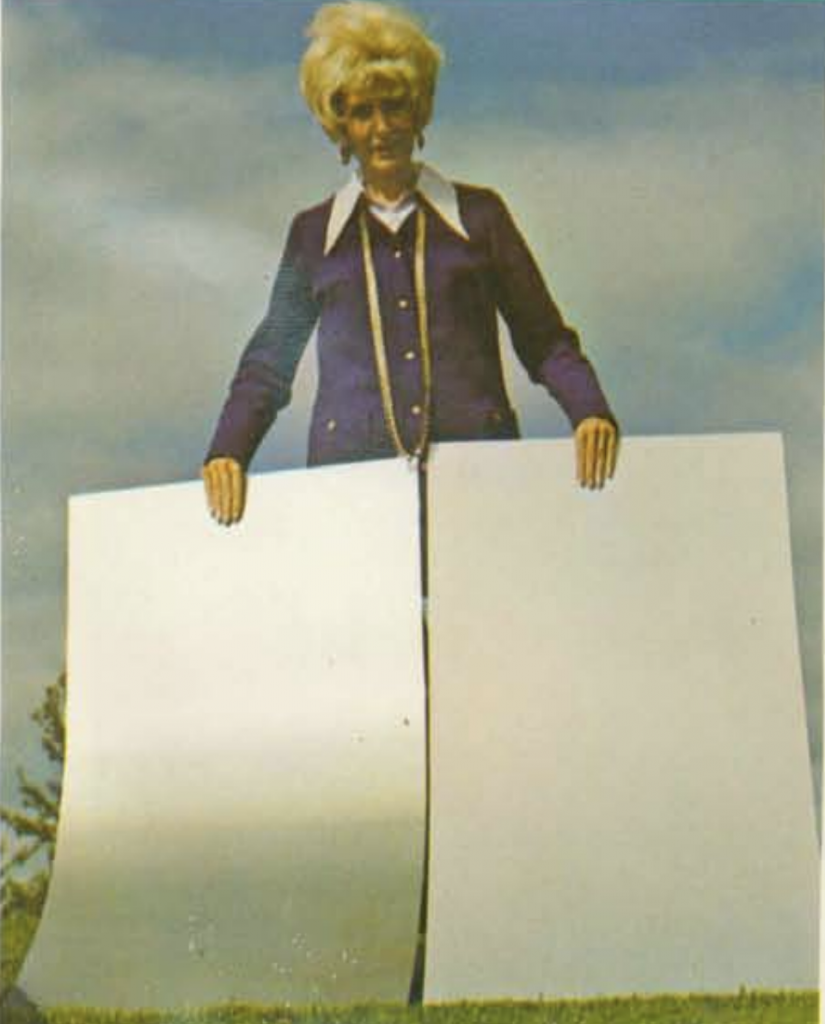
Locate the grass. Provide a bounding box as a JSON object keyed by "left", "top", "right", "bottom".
{"left": 1, "top": 908, "right": 40, "bottom": 996}
{"left": 0, "top": 991, "right": 817, "bottom": 1024}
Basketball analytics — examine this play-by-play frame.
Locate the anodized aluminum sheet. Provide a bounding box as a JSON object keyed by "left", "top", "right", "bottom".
{"left": 423, "top": 434, "right": 818, "bottom": 1000}
{"left": 20, "top": 458, "right": 426, "bottom": 1009}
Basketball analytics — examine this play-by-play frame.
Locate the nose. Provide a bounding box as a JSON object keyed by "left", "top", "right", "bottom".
{"left": 372, "top": 107, "right": 391, "bottom": 134}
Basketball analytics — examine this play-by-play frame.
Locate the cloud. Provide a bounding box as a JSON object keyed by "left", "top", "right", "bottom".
{"left": 3, "top": 2, "right": 822, "bottom": 783}
{"left": 433, "top": 71, "right": 822, "bottom": 350}
{"left": 5, "top": 3, "right": 335, "bottom": 464}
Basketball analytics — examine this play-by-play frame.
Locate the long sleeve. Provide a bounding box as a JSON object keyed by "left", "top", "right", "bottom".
{"left": 205, "top": 215, "right": 320, "bottom": 468}
{"left": 487, "top": 191, "right": 616, "bottom": 429}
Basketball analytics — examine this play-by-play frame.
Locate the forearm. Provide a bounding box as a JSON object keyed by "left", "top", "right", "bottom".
{"left": 487, "top": 189, "right": 617, "bottom": 432}
{"left": 535, "top": 342, "right": 618, "bottom": 432}
{"left": 205, "top": 214, "right": 319, "bottom": 469}
{"left": 206, "top": 358, "right": 293, "bottom": 470}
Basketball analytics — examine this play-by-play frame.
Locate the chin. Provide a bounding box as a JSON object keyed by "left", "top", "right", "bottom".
{"left": 371, "top": 156, "right": 412, "bottom": 175}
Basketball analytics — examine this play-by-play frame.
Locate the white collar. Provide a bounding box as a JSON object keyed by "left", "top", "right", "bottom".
{"left": 324, "top": 162, "right": 470, "bottom": 254}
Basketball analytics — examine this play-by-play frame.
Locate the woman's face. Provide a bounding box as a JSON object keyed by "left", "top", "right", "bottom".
{"left": 341, "top": 85, "right": 417, "bottom": 183}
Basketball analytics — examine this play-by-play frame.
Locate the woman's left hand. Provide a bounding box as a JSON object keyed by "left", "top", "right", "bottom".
{"left": 575, "top": 416, "right": 618, "bottom": 489}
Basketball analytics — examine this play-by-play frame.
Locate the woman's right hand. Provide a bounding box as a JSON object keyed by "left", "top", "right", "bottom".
{"left": 202, "top": 457, "right": 247, "bottom": 525}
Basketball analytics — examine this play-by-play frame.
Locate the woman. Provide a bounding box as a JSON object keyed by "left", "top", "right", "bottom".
{"left": 203, "top": 0, "right": 618, "bottom": 524}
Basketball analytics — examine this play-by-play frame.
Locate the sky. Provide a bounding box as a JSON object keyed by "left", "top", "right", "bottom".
{"left": 2, "top": 0, "right": 824, "bottom": 819}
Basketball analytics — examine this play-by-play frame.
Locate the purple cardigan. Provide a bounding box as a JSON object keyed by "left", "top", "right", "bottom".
{"left": 207, "top": 181, "right": 615, "bottom": 468}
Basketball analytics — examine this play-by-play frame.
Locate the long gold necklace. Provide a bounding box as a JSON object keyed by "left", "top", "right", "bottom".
{"left": 358, "top": 205, "right": 432, "bottom": 461}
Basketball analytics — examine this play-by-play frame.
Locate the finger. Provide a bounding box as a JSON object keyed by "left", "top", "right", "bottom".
{"left": 202, "top": 464, "right": 219, "bottom": 521}
{"left": 218, "top": 464, "right": 234, "bottom": 528}
{"left": 201, "top": 465, "right": 211, "bottom": 515}
{"left": 209, "top": 462, "right": 228, "bottom": 522}
{"left": 584, "top": 424, "right": 597, "bottom": 489}
{"left": 606, "top": 428, "right": 618, "bottom": 480}
{"left": 575, "top": 425, "right": 586, "bottom": 485}
{"left": 229, "top": 462, "right": 245, "bottom": 524}
{"left": 228, "top": 463, "right": 239, "bottom": 524}
{"left": 214, "top": 467, "right": 228, "bottom": 524}
{"left": 237, "top": 469, "right": 247, "bottom": 522}
{"left": 595, "top": 426, "right": 608, "bottom": 489}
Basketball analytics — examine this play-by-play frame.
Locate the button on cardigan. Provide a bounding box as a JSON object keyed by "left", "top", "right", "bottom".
{"left": 207, "top": 173, "right": 616, "bottom": 468}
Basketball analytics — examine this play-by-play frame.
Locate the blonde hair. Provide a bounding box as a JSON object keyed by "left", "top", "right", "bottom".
{"left": 300, "top": 2, "right": 443, "bottom": 142}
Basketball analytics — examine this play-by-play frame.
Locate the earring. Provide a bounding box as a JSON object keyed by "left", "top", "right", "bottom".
{"left": 339, "top": 142, "right": 351, "bottom": 165}
{"left": 417, "top": 131, "right": 425, "bottom": 150}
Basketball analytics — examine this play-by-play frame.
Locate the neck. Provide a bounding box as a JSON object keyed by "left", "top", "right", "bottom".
{"left": 362, "top": 163, "right": 419, "bottom": 206}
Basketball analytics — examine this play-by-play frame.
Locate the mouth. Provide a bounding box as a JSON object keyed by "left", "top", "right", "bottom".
{"left": 371, "top": 148, "right": 409, "bottom": 165}
{"left": 372, "top": 137, "right": 409, "bottom": 154}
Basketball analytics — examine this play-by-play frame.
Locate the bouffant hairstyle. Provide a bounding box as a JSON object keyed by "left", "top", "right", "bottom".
{"left": 300, "top": 2, "right": 443, "bottom": 142}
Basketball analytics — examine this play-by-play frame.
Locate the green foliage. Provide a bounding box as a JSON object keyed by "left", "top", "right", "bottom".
{"left": 1, "top": 673, "right": 67, "bottom": 999}
{"left": 2, "top": 992, "right": 815, "bottom": 1024}
{"left": 0, "top": 904, "right": 43, "bottom": 997}
{"left": 1, "top": 673, "right": 67, "bottom": 879}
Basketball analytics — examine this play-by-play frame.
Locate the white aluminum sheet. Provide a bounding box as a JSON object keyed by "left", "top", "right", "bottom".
{"left": 21, "top": 459, "right": 427, "bottom": 1008}
{"left": 423, "top": 434, "right": 818, "bottom": 1000}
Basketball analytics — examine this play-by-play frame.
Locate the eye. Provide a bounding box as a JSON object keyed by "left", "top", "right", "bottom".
{"left": 349, "top": 102, "right": 373, "bottom": 121}
{"left": 382, "top": 97, "right": 411, "bottom": 118}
